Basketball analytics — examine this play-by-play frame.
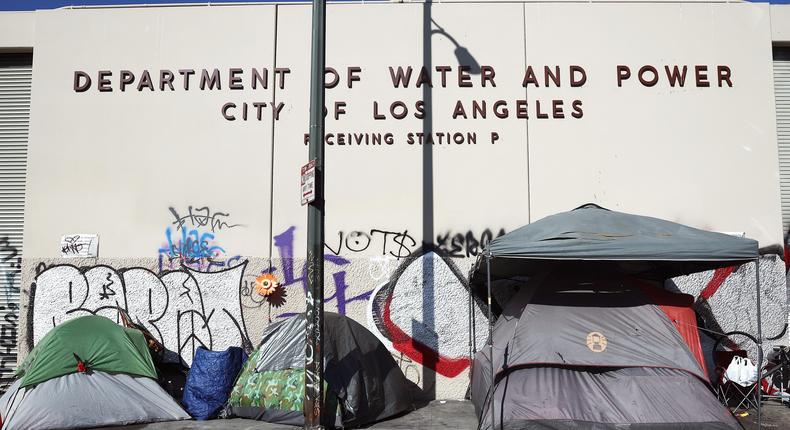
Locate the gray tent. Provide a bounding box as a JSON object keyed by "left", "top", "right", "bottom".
{"left": 228, "top": 312, "right": 414, "bottom": 427}
{"left": 469, "top": 204, "right": 762, "bottom": 430}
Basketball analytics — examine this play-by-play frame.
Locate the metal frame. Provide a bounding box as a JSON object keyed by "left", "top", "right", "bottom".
{"left": 486, "top": 253, "right": 495, "bottom": 430}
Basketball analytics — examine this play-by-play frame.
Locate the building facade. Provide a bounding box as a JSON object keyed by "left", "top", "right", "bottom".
{"left": 0, "top": 0, "right": 789, "bottom": 399}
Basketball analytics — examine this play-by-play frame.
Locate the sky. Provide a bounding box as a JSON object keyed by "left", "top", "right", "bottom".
{"left": 0, "top": 0, "right": 787, "bottom": 10}
{"left": 0, "top": 0, "right": 297, "bottom": 11}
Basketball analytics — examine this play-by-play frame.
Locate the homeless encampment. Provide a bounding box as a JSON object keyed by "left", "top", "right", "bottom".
{"left": 0, "top": 315, "right": 190, "bottom": 429}
{"left": 469, "top": 204, "right": 757, "bottom": 430}
{"left": 228, "top": 312, "right": 413, "bottom": 427}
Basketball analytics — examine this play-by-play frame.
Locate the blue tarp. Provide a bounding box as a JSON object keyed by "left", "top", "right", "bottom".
{"left": 182, "top": 346, "right": 247, "bottom": 420}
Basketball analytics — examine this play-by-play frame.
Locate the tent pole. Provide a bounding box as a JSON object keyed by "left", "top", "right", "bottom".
{"left": 755, "top": 257, "right": 763, "bottom": 430}
{"left": 486, "top": 253, "right": 495, "bottom": 430}
{"left": 469, "top": 264, "right": 474, "bottom": 366}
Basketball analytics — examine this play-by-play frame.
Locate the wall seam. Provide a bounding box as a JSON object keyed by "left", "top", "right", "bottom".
{"left": 523, "top": 1, "right": 531, "bottom": 223}
{"left": 268, "top": 4, "right": 279, "bottom": 267}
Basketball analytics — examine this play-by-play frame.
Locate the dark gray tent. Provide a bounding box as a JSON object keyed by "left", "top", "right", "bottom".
{"left": 469, "top": 204, "right": 762, "bottom": 430}
{"left": 228, "top": 312, "right": 414, "bottom": 427}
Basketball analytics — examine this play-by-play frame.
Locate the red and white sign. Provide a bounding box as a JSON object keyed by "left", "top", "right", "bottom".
{"left": 301, "top": 159, "right": 316, "bottom": 206}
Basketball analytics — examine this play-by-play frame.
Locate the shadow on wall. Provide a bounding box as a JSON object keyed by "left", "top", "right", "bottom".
{"left": 420, "top": 4, "right": 482, "bottom": 399}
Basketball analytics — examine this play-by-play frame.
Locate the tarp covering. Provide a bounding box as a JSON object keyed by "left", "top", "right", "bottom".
{"left": 182, "top": 346, "right": 247, "bottom": 420}
{"left": 16, "top": 315, "right": 157, "bottom": 388}
{"left": 470, "top": 204, "right": 758, "bottom": 296}
{"left": 229, "top": 312, "right": 414, "bottom": 427}
{"left": 0, "top": 371, "right": 190, "bottom": 430}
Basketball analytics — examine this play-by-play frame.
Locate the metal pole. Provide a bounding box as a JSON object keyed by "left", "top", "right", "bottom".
{"left": 304, "top": 0, "right": 326, "bottom": 425}
{"left": 486, "top": 253, "right": 495, "bottom": 430}
{"left": 755, "top": 258, "right": 763, "bottom": 430}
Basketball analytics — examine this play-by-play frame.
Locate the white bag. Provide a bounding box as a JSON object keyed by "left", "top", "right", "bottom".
{"left": 725, "top": 356, "right": 758, "bottom": 386}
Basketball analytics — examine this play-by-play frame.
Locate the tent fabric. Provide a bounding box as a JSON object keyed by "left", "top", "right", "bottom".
{"left": 0, "top": 371, "right": 190, "bottom": 430}
{"left": 470, "top": 204, "right": 758, "bottom": 295}
{"left": 472, "top": 275, "right": 737, "bottom": 430}
{"left": 229, "top": 312, "right": 414, "bottom": 427}
{"left": 16, "top": 315, "right": 157, "bottom": 388}
{"left": 229, "top": 367, "right": 309, "bottom": 426}
{"left": 493, "top": 288, "right": 706, "bottom": 380}
{"left": 471, "top": 362, "right": 740, "bottom": 430}
{"left": 182, "top": 346, "right": 247, "bottom": 420}
{"left": 633, "top": 280, "right": 708, "bottom": 377}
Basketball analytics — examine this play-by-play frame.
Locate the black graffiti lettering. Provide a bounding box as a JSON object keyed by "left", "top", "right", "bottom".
{"left": 480, "top": 229, "right": 493, "bottom": 248}
{"left": 435, "top": 233, "right": 450, "bottom": 251}
{"left": 99, "top": 272, "right": 116, "bottom": 300}
{"left": 450, "top": 234, "right": 465, "bottom": 257}
{"left": 465, "top": 232, "right": 480, "bottom": 257}
{"left": 0, "top": 238, "right": 18, "bottom": 265}
{"left": 61, "top": 235, "right": 85, "bottom": 255}
{"left": 391, "top": 231, "right": 416, "bottom": 259}
{"left": 0, "top": 236, "right": 19, "bottom": 389}
{"left": 169, "top": 205, "right": 242, "bottom": 233}
{"left": 435, "top": 228, "right": 507, "bottom": 257}
{"left": 369, "top": 229, "right": 417, "bottom": 259}
{"left": 324, "top": 232, "right": 343, "bottom": 255}
{"left": 370, "top": 229, "right": 397, "bottom": 256}
{"left": 345, "top": 231, "right": 372, "bottom": 253}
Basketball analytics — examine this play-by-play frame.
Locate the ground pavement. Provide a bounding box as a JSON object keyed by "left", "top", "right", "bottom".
{"left": 104, "top": 400, "right": 789, "bottom": 429}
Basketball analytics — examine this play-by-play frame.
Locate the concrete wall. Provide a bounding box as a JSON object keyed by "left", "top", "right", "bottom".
{"left": 0, "top": 12, "right": 34, "bottom": 51}
{"left": 2, "top": 1, "right": 788, "bottom": 398}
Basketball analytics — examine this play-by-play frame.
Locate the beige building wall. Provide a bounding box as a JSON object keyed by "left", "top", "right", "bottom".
{"left": 0, "top": 1, "right": 785, "bottom": 399}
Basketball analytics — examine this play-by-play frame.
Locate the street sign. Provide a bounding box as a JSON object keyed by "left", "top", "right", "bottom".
{"left": 301, "top": 159, "right": 317, "bottom": 206}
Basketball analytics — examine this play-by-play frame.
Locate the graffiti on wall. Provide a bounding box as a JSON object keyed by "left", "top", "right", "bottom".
{"left": 325, "top": 228, "right": 506, "bottom": 259}
{"left": 0, "top": 238, "right": 19, "bottom": 388}
{"left": 368, "top": 250, "right": 488, "bottom": 378}
{"left": 158, "top": 205, "right": 242, "bottom": 272}
{"left": 240, "top": 226, "right": 372, "bottom": 317}
{"left": 169, "top": 206, "right": 242, "bottom": 233}
{"left": 30, "top": 221, "right": 500, "bottom": 381}
{"left": 31, "top": 261, "right": 250, "bottom": 365}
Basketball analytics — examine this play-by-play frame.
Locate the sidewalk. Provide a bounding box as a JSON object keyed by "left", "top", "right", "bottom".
{"left": 103, "top": 400, "right": 478, "bottom": 430}
{"left": 105, "top": 399, "right": 790, "bottom": 429}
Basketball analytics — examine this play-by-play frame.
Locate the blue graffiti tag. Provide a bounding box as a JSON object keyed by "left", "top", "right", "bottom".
{"left": 157, "top": 227, "right": 230, "bottom": 272}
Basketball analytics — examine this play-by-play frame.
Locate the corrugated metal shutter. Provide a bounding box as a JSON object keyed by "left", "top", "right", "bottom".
{"left": 775, "top": 48, "right": 790, "bottom": 237}
{"left": 0, "top": 53, "right": 31, "bottom": 390}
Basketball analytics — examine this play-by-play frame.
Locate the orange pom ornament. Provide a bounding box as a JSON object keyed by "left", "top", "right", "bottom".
{"left": 254, "top": 273, "right": 279, "bottom": 297}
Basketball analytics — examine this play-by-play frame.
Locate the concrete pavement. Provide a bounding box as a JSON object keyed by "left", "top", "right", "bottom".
{"left": 101, "top": 400, "right": 479, "bottom": 430}
{"left": 101, "top": 399, "right": 790, "bottom": 429}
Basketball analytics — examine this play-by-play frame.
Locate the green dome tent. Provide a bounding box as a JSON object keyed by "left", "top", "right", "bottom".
{"left": 0, "top": 315, "right": 189, "bottom": 429}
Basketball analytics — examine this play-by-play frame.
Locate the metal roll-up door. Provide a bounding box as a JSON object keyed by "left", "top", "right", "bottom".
{"left": 0, "top": 53, "right": 31, "bottom": 390}
{"left": 775, "top": 48, "right": 790, "bottom": 238}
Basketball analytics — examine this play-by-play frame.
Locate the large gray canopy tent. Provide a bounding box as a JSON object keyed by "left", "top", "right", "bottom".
{"left": 469, "top": 204, "right": 763, "bottom": 429}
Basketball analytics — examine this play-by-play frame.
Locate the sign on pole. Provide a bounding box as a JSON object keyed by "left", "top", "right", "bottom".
{"left": 301, "top": 159, "right": 317, "bottom": 206}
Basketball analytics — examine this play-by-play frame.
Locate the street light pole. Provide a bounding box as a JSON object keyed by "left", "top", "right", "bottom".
{"left": 304, "top": 0, "right": 326, "bottom": 426}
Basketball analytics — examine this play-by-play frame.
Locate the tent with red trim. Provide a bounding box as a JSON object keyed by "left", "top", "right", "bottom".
{"left": 471, "top": 274, "right": 740, "bottom": 429}
{"left": 469, "top": 204, "right": 758, "bottom": 430}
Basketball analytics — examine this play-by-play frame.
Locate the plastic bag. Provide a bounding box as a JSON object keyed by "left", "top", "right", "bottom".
{"left": 725, "top": 356, "right": 758, "bottom": 386}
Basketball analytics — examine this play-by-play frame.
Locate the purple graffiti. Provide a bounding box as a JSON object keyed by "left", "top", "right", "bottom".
{"left": 271, "top": 226, "right": 372, "bottom": 317}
